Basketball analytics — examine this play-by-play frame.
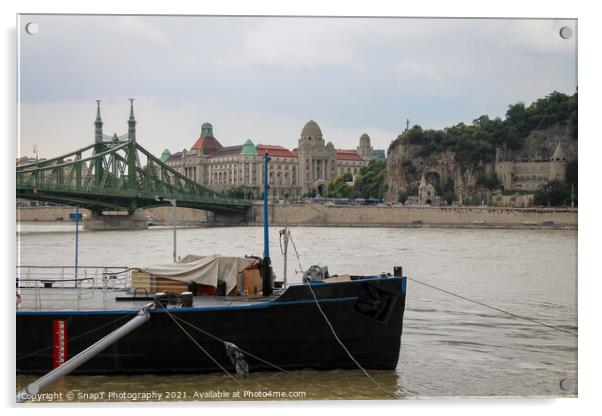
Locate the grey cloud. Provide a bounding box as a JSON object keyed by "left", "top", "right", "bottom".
{"left": 18, "top": 15, "right": 576, "bottom": 159}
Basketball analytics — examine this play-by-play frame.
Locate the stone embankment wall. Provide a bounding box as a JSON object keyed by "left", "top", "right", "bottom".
{"left": 250, "top": 203, "right": 577, "bottom": 229}
{"left": 17, "top": 206, "right": 208, "bottom": 225}
{"left": 17, "top": 206, "right": 93, "bottom": 222}
{"left": 145, "top": 207, "right": 209, "bottom": 225}
{"left": 17, "top": 204, "right": 577, "bottom": 229}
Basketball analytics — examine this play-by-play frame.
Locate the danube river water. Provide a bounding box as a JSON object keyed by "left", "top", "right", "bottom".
{"left": 16, "top": 223, "right": 577, "bottom": 400}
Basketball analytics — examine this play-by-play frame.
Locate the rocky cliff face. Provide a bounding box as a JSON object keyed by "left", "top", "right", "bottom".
{"left": 505, "top": 122, "right": 576, "bottom": 162}
{"left": 384, "top": 122, "right": 576, "bottom": 203}
{"left": 384, "top": 138, "right": 488, "bottom": 203}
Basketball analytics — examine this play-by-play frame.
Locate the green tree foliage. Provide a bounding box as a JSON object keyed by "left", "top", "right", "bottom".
{"left": 325, "top": 173, "right": 354, "bottom": 198}
{"left": 398, "top": 191, "right": 408, "bottom": 204}
{"left": 399, "top": 91, "right": 577, "bottom": 167}
{"left": 435, "top": 178, "right": 456, "bottom": 205}
{"left": 443, "top": 190, "right": 456, "bottom": 205}
{"left": 224, "top": 185, "right": 251, "bottom": 199}
{"left": 325, "top": 160, "right": 388, "bottom": 199}
{"left": 533, "top": 180, "right": 576, "bottom": 207}
{"left": 354, "top": 159, "right": 388, "bottom": 199}
{"left": 302, "top": 188, "right": 317, "bottom": 198}
{"left": 533, "top": 155, "right": 578, "bottom": 208}
{"left": 401, "top": 160, "right": 416, "bottom": 174}
{"left": 476, "top": 172, "right": 502, "bottom": 190}
{"left": 566, "top": 159, "right": 577, "bottom": 186}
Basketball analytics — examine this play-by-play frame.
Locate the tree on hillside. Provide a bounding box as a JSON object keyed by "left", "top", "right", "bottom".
{"left": 534, "top": 180, "right": 576, "bottom": 207}
{"left": 354, "top": 159, "right": 388, "bottom": 199}
{"left": 397, "top": 91, "right": 577, "bottom": 174}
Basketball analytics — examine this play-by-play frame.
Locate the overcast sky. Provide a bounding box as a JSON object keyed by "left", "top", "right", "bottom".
{"left": 18, "top": 15, "right": 577, "bottom": 159}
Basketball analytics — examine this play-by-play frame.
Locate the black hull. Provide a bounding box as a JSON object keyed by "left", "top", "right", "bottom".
{"left": 17, "top": 277, "right": 406, "bottom": 374}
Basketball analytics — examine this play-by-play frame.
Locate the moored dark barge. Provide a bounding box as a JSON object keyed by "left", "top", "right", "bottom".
{"left": 17, "top": 274, "right": 406, "bottom": 374}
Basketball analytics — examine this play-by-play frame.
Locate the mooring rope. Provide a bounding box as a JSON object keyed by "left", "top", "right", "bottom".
{"left": 305, "top": 282, "right": 402, "bottom": 399}
{"left": 170, "top": 313, "right": 353, "bottom": 400}
{"left": 157, "top": 303, "right": 242, "bottom": 386}
{"left": 286, "top": 233, "right": 401, "bottom": 398}
{"left": 406, "top": 276, "right": 578, "bottom": 336}
{"left": 170, "top": 314, "right": 295, "bottom": 376}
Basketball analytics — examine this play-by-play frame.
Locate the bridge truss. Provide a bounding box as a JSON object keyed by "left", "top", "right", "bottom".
{"left": 16, "top": 137, "right": 251, "bottom": 215}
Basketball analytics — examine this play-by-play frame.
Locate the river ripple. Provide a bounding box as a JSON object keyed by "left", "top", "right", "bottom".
{"left": 16, "top": 223, "right": 577, "bottom": 399}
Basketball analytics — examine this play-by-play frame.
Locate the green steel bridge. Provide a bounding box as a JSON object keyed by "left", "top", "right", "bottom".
{"left": 16, "top": 100, "right": 251, "bottom": 216}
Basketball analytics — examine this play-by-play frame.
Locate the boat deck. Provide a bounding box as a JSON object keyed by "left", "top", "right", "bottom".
{"left": 16, "top": 288, "right": 277, "bottom": 312}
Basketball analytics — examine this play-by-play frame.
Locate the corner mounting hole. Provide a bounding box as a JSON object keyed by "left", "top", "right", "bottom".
{"left": 25, "top": 22, "right": 39, "bottom": 35}
{"left": 559, "top": 26, "right": 573, "bottom": 40}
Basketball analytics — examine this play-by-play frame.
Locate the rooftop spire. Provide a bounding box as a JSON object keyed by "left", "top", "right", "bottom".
{"left": 128, "top": 98, "right": 136, "bottom": 121}
{"left": 94, "top": 99, "right": 103, "bottom": 143}
{"left": 96, "top": 100, "right": 102, "bottom": 121}
{"left": 128, "top": 98, "right": 136, "bottom": 141}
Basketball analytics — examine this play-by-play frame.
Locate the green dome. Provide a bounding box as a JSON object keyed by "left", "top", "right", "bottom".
{"left": 160, "top": 149, "right": 171, "bottom": 162}
{"left": 200, "top": 122, "right": 213, "bottom": 138}
{"left": 240, "top": 139, "right": 257, "bottom": 156}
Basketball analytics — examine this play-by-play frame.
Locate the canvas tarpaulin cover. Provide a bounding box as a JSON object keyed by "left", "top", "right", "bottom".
{"left": 140, "top": 255, "right": 259, "bottom": 294}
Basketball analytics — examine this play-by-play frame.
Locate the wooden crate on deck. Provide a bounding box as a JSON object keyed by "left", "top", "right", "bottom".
{"left": 154, "top": 277, "right": 188, "bottom": 293}
{"left": 131, "top": 269, "right": 153, "bottom": 292}
{"left": 242, "top": 266, "right": 262, "bottom": 295}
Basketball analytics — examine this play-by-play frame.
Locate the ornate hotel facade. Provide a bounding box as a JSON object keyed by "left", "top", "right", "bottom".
{"left": 165, "top": 120, "right": 377, "bottom": 198}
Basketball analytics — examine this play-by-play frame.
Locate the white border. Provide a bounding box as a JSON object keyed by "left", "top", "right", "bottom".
{"left": 2, "top": 0, "right": 600, "bottom": 415}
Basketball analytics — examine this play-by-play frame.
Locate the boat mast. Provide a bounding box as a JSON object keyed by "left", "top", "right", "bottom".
{"left": 263, "top": 151, "right": 270, "bottom": 259}
{"left": 262, "top": 152, "right": 273, "bottom": 296}
{"left": 282, "top": 203, "right": 289, "bottom": 289}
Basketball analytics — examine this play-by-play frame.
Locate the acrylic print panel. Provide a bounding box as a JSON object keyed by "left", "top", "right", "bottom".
{"left": 16, "top": 14, "right": 577, "bottom": 402}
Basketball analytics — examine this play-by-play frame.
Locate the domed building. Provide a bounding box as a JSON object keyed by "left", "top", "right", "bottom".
{"left": 191, "top": 122, "right": 223, "bottom": 155}
{"left": 356, "top": 133, "right": 374, "bottom": 161}
{"left": 164, "top": 120, "right": 372, "bottom": 198}
{"left": 297, "top": 120, "right": 336, "bottom": 195}
{"left": 241, "top": 139, "right": 258, "bottom": 156}
{"left": 300, "top": 120, "right": 323, "bottom": 141}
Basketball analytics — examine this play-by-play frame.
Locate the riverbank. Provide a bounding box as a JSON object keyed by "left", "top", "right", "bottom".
{"left": 250, "top": 203, "right": 577, "bottom": 230}
{"left": 17, "top": 204, "right": 577, "bottom": 230}
{"left": 16, "top": 206, "right": 209, "bottom": 227}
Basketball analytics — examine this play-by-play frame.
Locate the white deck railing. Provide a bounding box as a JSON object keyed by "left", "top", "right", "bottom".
{"left": 16, "top": 265, "right": 133, "bottom": 310}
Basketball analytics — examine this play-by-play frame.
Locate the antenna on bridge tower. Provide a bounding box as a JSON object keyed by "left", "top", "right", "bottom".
{"left": 128, "top": 98, "right": 136, "bottom": 142}
{"left": 95, "top": 100, "right": 103, "bottom": 143}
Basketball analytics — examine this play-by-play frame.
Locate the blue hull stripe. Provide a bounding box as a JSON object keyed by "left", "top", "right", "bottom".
{"left": 16, "top": 277, "right": 406, "bottom": 316}
{"left": 16, "top": 295, "right": 359, "bottom": 316}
